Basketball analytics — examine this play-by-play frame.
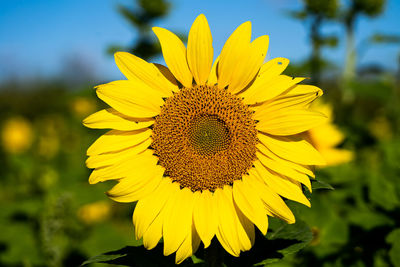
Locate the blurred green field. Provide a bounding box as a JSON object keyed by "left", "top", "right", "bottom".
{"left": 1, "top": 0, "right": 400, "bottom": 266}
{"left": 0, "top": 84, "right": 144, "bottom": 266}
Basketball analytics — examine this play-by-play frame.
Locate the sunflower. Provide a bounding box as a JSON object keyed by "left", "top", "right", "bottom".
{"left": 84, "top": 14, "right": 326, "bottom": 264}
{"left": 1, "top": 117, "right": 33, "bottom": 154}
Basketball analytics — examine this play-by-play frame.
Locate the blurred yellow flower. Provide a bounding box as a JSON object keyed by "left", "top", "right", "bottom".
{"left": 38, "top": 166, "right": 59, "bottom": 190}
{"left": 85, "top": 14, "right": 326, "bottom": 263}
{"left": 368, "top": 115, "right": 392, "bottom": 141}
{"left": 37, "top": 117, "right": 62, "bottom": 159}
{"left": 71, "top": 96, "right": 97, "bottom": 118}
{"left": 1, "top": 117, "right": 33, "bottom": 154}
{"left": 38, "top": 135, "right": 59, "bottom": 159}
{"left": 77, "top": 201, "right": 111, "bottom": 224}
{"left": 308, "top": 101, "right": 353, "bottom": 166}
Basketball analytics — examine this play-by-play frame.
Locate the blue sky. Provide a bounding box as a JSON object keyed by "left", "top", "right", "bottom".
{"left": 0, "top": 0, "right": 399, "bottom": 83}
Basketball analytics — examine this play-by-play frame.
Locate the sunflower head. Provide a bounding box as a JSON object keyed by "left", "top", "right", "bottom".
{"left": 152, "top": 84, "right": 258, "bottom": 192}
{"left": 84, "top": 14, "right": 326, "bottom": 264}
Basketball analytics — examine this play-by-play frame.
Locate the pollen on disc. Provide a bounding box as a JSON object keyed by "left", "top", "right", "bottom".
{"left": 151, "top": 85, "right": 258, "bottom": 192}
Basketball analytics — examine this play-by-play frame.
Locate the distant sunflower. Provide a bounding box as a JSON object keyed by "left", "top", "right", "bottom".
{"left": 1, "top": 117, "right": 33, "bottom": 154}
{"left": 307, "top": 100, "right": 353, "bottom": 166}
{"left": 84, "top": 14, "right": 326, "bottom": 263}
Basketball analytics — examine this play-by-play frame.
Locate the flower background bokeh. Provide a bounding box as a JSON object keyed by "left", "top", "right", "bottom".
{"left": 1, "top": 0, "right": 400, "bottom": 266}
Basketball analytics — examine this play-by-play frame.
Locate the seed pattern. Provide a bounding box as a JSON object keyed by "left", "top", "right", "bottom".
{"left": 188, "top": 115, "right": 230, "bottom": 156}
{"left": 152, "top": 85, "right": 258, "bottom": 192}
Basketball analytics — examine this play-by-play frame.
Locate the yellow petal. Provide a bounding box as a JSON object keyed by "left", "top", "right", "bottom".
{"left": 142, "top": 205, "right": 165, "bottom": 250}
{"left": 98, "top": 80, "right": 164, "bottom": 108}
{"left": 254, "top": 160, "right": 310, "bottom": 207}
{"left": 87, "top": 128, "right": 151, "bottom": 156}
{"left": 224, "top": 187, "right": 252, "bottom": 252}
{"left": 187, "top": 14, "right": 213, "bottom": 86}
{"left": 207, "top": 56, "right": 219, "bottom": 86}
{"left": 142, "top": 182, "right": 179, "bottom": 250}
{"left": 83, "top": 109, "right": 154, "bottom": 131}
{"left": 215, "top": 186, "right": 252, "bottom": 255}
{"left": 86, "top": 138, "right": 152, "bottom": 169}
{"left": 217, "top": 21, "right": 252, "bottom": 89}
{"left": 142, "top": 215, "right": 163, "bottom": 249}
{"left": 153, "top": 63, "right": 179, "bottom": 92}
{"left": 258, "top": 57, "right": 290, "bottom": 79}
{"left": 104, "top": 153, "right": 158, "bottom": 193}
{"left": 233, "top": 177, "right": 269, "bottom": 235}
{"left": 193, "top": 190, "right": 218, "bottom": 248}
{"left": 215, "top": 187, "right": 240, "bottom": 256}
{"left": 256, "top": 151, "right": 312, "bottom": 192}
{"left": 239, "top": 57, "right": 289, "bottom": 100}
{"left": 152, "top": 27, "right": 193, "bottom": 88}
{"left": 175, "top": 224, "right": 201, "bottom": 264}
{"left": 242, "top": 75, "right": 305, "bottom": 105}
{"left": 114, "top": 52, "right": 176, "bottom": 96}
{"left": 107, "top": 165, "right": 164, "bottom": 203}
{"left": 88, "top": 148, "right": 156, "bottom": 184}
{"left": 133, "top": 178, "right": 174, "bottom": 240}
{"left": 255, "top": 141, "right": 314, "bottom": 178}
{"left": 163, "top": 187, "right": 196, "bottom": 256}
{"left": 253, "top": 85, "right": 323, "bottom": 117}
{"left": 258, "top": 133, "right": 326, "bottom": 165}
{"left": 235, "top": 203, "right": 256, "bottom": 246}
{"left": 257, "top": 109, "right": 327, "bottom": 136}
{"left": 96, "top": 80, "right": 163, "bottom": 118}
{"left": 216, "top": 227, "right": 237, "bottom": 257}
{"left": 234, "top": 204, "right": 255, "bottom": 250}
{"left": 228, "top": 35, "right": 269, "bottom": 94}
{"left": 247, "top": 169, "right": 295, "bottom": 223}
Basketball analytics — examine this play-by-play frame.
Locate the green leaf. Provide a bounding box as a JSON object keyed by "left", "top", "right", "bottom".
{"left": 369, "top": 172, "right": 400, "bottom": 211}
{"left": 265, "top": 219, "right": 313, "bottom": 257}
{"left": 386, "top": 229, "right": 400, "bottom": 267}
{"left": 311, "top": 179, "right": 334, "bottom": 190}
{"left": 348, "top": 209, "right": 394, "bottom": 230}
{"left": 81, "top": 245, "right": 201, "bottom": 266}
{"left": 82, "top": 253, "right": 126, "bottom": 266}
{"left": 82, "top": 219, "right": 313, "bottom": 267}
{"left": 370, "top": 33, "right": 400, "bottom": 44}
{"left": 230, "top": 218, "right": 313, "bottom": 266}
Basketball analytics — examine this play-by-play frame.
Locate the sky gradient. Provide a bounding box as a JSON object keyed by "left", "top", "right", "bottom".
{"left": 0, "top": 0, "right": 399, "bottom": 83}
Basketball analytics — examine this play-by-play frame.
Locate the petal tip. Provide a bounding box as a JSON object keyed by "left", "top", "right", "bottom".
{"left": 152, "top": 26, "right": 163, "bottom": 35}
{"left": 114, "top": 51, "right": 129, "bottom": 63}
{"left": 196, "top": 13, "right": 206, "bottom": 20}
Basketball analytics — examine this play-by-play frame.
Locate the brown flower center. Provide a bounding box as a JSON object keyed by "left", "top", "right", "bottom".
{"left": 151, "top": 85, "right": 257, "bottom": 192}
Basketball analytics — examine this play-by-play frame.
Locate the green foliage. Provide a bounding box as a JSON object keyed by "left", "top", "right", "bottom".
{"left": 386, "top": 229, "right": 400, "bottom": 267}
{"left": 290, "top": 0, "right": 339, "bottom": 84}
{"left": 311, "top": 179, "right": 334, "bottom": 190}
{"left": 303, "top": 0, "right": 338, "bottom": 18}
{"left": 254, "top": 219, "right": 313, "bottom": 266}
{"left": 370, "top": 33, "right": 400, "bottom": 44}
{"left": 353, "top": 0, "right": 386, "bottom": 17}
{"left": 108, "top": 0, "right": 172, "bottom": 60}
{"left": 0, "top": 82, "right": 136, "bottom": 266}
{"left": 81, "top": 245, "right": 192, "bottom": 266}
{"left": 81, "top": 219, "right": 313, "bottom": 266}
